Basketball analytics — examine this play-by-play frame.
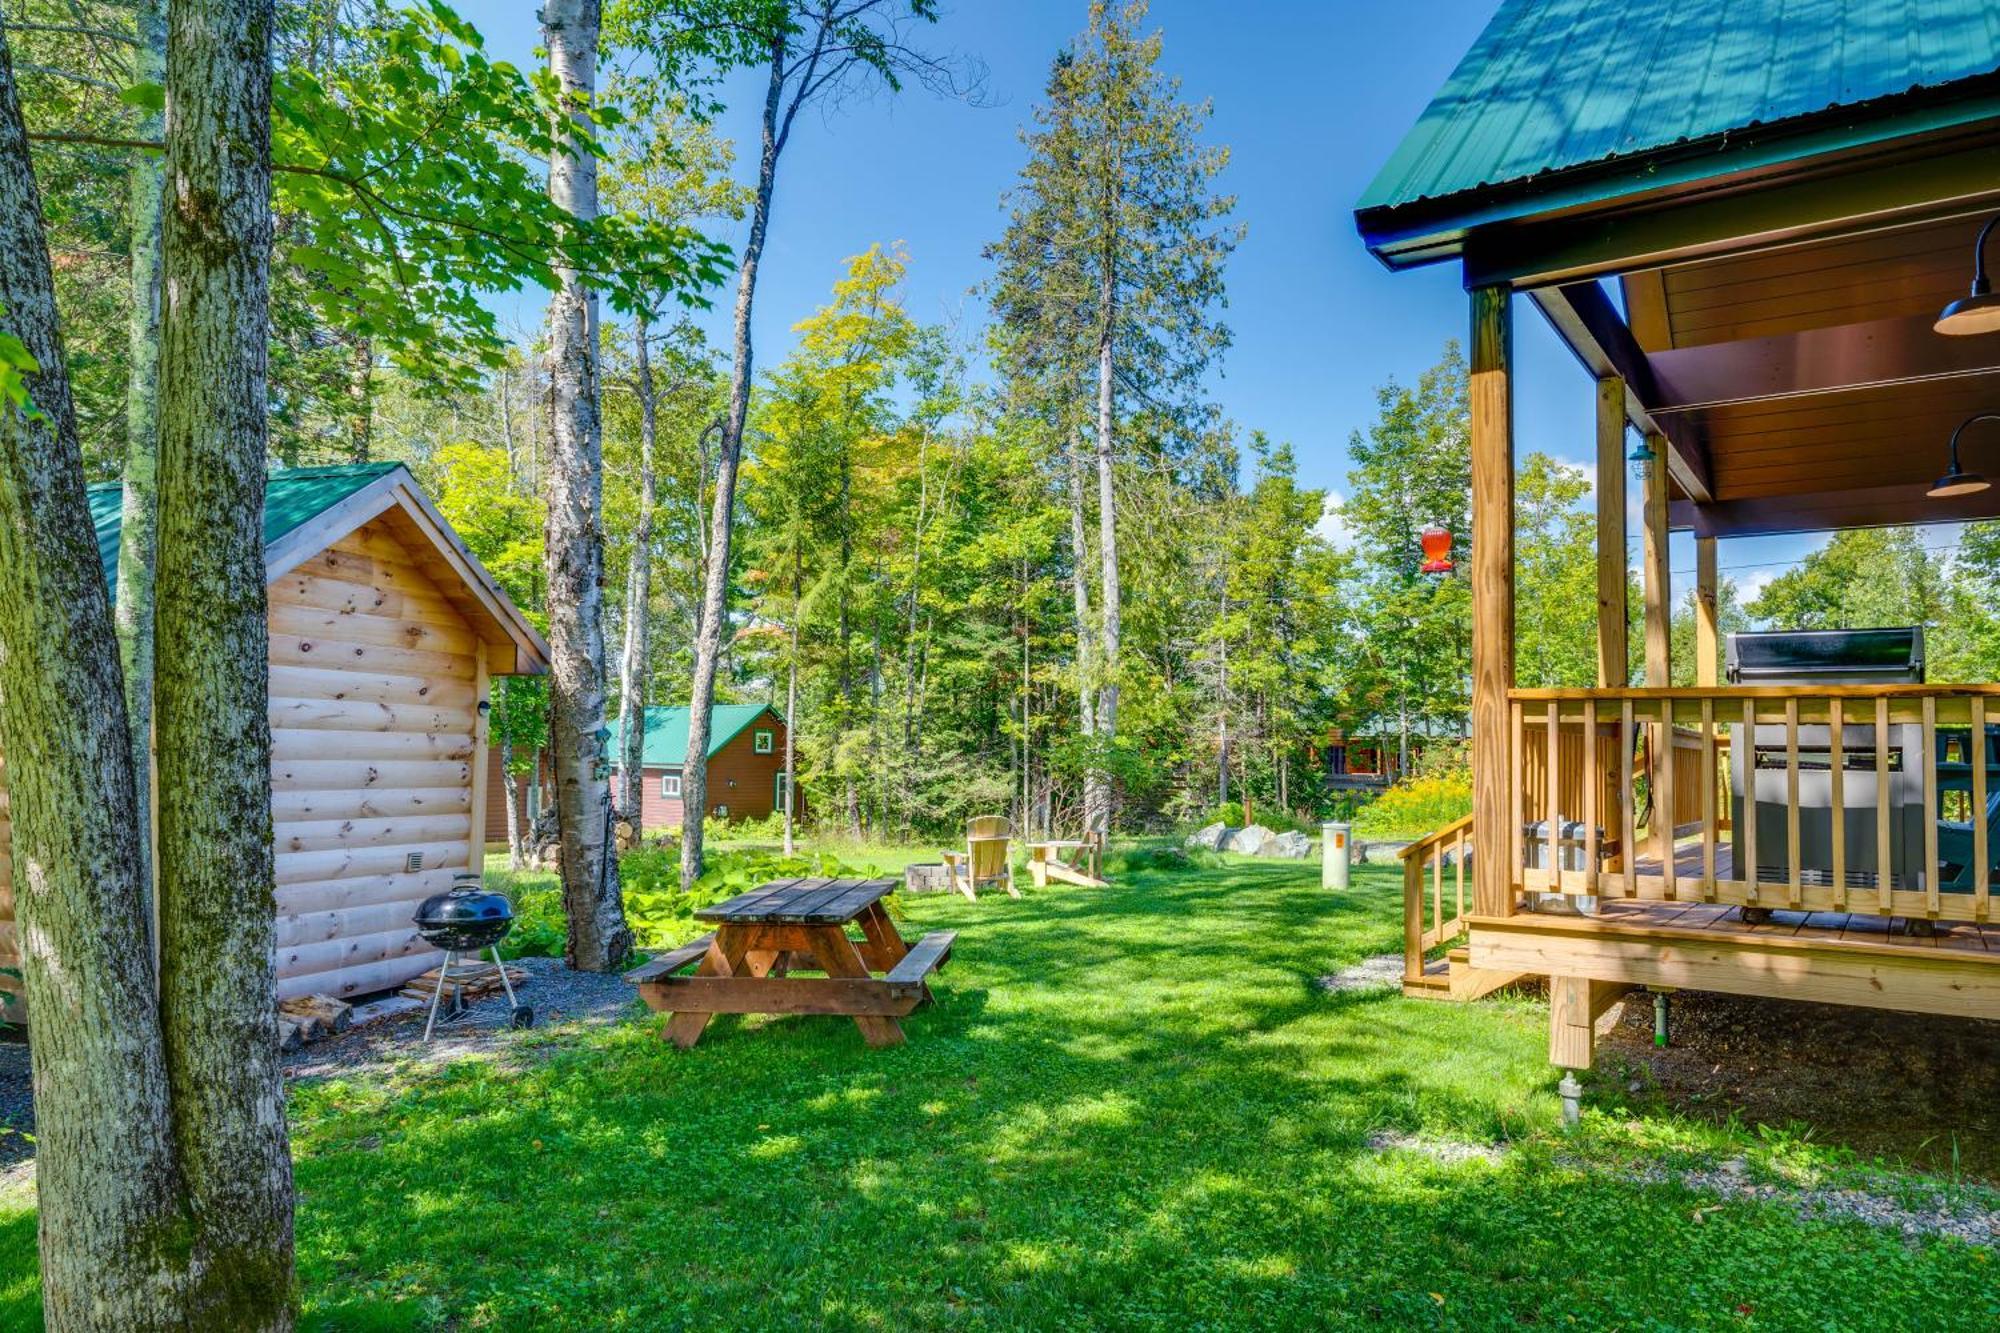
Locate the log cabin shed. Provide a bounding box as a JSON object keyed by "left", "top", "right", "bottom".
{"left": 614, "top": 704, "right": 796, "bottom": 830}
{"left": 1357, "top": 0, "right": 2000, "bottom": 1079}
{"left": 0, "top": 462, "right": 549, "bottom": 1018}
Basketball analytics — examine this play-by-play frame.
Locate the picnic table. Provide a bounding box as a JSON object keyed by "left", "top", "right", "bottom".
{"left": 624, "top": 877, "right": 955, "bottom": 1049}
{"left": 1026, "top": 835, "right": 1108, "bottom": 888}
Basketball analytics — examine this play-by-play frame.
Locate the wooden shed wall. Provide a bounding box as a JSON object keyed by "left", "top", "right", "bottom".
{"left": 267, "top": 519, "right": 483, "bottom": 1000}
{"left": 0, "top": 514, "right": 488, "bottom": 1016}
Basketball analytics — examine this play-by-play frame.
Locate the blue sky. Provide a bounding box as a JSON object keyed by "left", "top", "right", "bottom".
{"left": 460, "top": 0, "right": 1865, "bottom": 609}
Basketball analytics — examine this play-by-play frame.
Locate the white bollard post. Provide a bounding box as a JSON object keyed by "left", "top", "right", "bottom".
{"left": 1322, "top": 821, "right": 1351, "bottom": 890}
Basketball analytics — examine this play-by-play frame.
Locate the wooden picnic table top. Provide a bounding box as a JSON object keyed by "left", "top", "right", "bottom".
{"left": 695, "top": 876, "right": 898, "bottom": 926}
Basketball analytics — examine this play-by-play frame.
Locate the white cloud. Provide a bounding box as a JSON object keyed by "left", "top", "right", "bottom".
{"left": 1315, "top": 493, "right": 1353, "bottom": 550}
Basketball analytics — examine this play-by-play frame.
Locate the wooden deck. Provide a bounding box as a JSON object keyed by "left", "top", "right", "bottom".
{"left": 1576, "top": 897, "right": 2000, "bottom": 957}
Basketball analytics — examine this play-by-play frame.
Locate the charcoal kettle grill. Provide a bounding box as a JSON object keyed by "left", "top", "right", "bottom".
{"left": 413, "top": 874, "right": 532, "bottom": 1038}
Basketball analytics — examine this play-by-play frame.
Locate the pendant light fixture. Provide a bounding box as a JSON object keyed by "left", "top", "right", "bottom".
{"left": 1927, "top": 413, "right": 2000, "bottom": 498}
{"left": 1936, "top": 214, "right": 2000, "bottom": 336}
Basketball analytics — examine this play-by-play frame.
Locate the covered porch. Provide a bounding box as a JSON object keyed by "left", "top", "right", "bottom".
{"left": 1358, "top": 0, "right": 2000, "bottom": 1075}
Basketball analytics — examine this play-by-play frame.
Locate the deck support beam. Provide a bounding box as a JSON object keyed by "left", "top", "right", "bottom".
{"left": 1594, "top": 376, "right": 1629, "bottom": 688}
{"left": 1641, "top": 437, "right": 1671, "bottom": 688}
{"left": 1694, "top": 537, "right": 1719, "bottom": 687}
{"left": 1470, "top": 286, "right": 1515, "bottom": 920}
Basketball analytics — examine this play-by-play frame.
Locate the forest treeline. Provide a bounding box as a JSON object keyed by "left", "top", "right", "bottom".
{"left": 30, "top": 0, "right": 2000, "bottom": 860}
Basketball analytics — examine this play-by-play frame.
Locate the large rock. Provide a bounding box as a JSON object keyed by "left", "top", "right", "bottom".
{"left": 1185, "top": 822, "right": 1229, "bottom": 851}
{"left": 1227, "top": 824, "right": 1276, "bottom": 856}
{"left": 1269, "top": 830, "right": 1313, "bottom": 859}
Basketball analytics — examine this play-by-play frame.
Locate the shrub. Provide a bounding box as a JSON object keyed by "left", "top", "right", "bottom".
{"left": 497, "top": 845, "right": 887, "bottom": 959}
{"left": 1212, "top": 801, "right": 1244, "bottom": 828}
{"left": 1351, "top": 768, "right": 1472, "bottom": 840}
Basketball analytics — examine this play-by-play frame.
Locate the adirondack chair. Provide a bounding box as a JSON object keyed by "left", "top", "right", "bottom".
{"left": 941, "top": 816, "right": 1018, "bottom": 900}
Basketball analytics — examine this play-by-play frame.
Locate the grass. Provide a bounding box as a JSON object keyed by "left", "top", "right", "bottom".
{"left": 0, "top": 848, "right": 1994, "bottom": 1329}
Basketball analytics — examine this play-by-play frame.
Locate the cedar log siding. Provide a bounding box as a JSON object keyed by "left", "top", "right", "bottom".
{"left": 266, "top": 518, "right": 482, "bottom": 998}
{"left": 628, "top": 715, "right": 795, "bottom": 831}
{"left": 0, "top": 516, "right": 500, "bottom": 1014}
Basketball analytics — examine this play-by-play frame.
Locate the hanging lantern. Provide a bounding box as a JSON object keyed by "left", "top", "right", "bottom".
{"left": 1627, "top": 434, "right": 1659, "bottom": 482}
{"left": 1418, "top": 523, "right": 1453, "bottom": 575}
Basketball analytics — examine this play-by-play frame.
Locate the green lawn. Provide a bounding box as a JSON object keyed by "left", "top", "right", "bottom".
{"left": 0, "top": 851, "right": 1994, "bottom": 1329}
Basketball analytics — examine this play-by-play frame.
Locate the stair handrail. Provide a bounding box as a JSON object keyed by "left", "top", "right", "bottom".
{"left": 1401, "top": 814, "right": 1474, "bottom": 986}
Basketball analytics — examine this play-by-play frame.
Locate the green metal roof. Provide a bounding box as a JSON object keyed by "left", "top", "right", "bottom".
{"left": 87, "top": 462, "right": 401, "bottom": 593}
{"left": 1358, "top": 0, "right": 2000, "bottom": 249}
{"left": 615, "top": 704, "right": 779, "bottom": 769}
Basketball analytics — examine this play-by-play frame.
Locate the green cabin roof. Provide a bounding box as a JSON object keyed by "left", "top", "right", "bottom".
{"left": 1358, "top": 0, "right": 2000, "bottom": 256}
{"left": 615, "top": 705, "right": 780, "bottom": 769}
{"left": 87, "top": 462, "right": 402, "bottom": 593}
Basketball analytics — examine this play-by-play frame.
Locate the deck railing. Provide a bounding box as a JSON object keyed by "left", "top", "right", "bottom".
{"left": 1401, "top": 813, "right": 1472, "bottom": 985}
{"left": 1506, "top": 684, "right": 2000, "bottom": 923}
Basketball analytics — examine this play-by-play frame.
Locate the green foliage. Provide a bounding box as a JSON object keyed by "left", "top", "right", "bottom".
{"left": 0, "top": 303, "right": 39, "bottom": 422}
{"left": 269, "top": 1, "right": 730, "bottom": 392}
{"left": 1352, "top": 762, "right": 1473, "bottom": 840}
{"left": 497, "top": 845, "right": 883, "bottom": 958}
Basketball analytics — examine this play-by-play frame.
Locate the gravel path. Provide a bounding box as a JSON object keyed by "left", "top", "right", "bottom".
{"left": 0, "top": 956, "right": 652, "bottom": 1175}
{"left": 1317, "top": 951, "right": 1407, "bottom": 993}
{"left": 284, "top": 954, "right": 646, "bottom": 1081}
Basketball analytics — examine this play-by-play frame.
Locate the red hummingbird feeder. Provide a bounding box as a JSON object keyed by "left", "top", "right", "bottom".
{"left": 1418, "top": 523, "right": 1453, "bottom": 575}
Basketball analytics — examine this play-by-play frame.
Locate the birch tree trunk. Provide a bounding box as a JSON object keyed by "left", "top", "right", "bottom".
{"left": 115, "top": 0, "right": 168, "bottom": 895}
{"left": 542, "top": 0, "right": 632, "bottom": 971}
{"left": 155, "top": 1, "right": 296, "bottom": 1321}
{"left": 0, "top": 35, "right": 190, "bottom": 1330}
{"left": 684, "top": 41, "right": 785, "bottom": 890}
{"left": 1089, "top": 272, "right": 1120, "bottom": 839}
{"left": 501, "top": 726, "right": 525, "bottom": 870}
{"left": 1067, "top": 445, "right": 1101, "bottom": 825}
{"left": 616, "top": 314, "right": 658, "bottom": 834}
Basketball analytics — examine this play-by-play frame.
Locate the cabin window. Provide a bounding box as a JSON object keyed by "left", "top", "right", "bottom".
{"left": 775, "top": 771, "right": 790, "bottom": 812}
{"left": 661, "top": 772, "right": 683, "bottom": 799}
{"left": 713, "top": 804, "right": 729, "bottom": 820}
{"left": 753, "top": 728, "right": 774, "bottom": 754}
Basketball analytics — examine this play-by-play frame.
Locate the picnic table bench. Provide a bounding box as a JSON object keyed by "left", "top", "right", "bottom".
{"left": 624, "top": 877, "right": 955, "bottom": 1049}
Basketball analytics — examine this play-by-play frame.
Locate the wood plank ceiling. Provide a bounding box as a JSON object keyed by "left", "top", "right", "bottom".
{"left": 1621, "top": 209, "right": 2000, "bottom": 535}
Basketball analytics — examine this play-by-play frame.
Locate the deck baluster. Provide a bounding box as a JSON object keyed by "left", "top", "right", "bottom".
{"left": 1700, "top": 698, "right": 1716, "bottom": 899}
{"left": 1785, "top": 699, "right": 1802, "bottom": 909}
{"left": 1876, "top": 697, "right": 1892, "bottom": 913}
{"left": 1583, "top": 706, "right": 1599, "bottom": 894}
{"left": 1924, "top": 696, "right": 1940, "bottom": 918}
{"left": 1659, "top": 698, "right": 1677, "bottom": 900}
{"left": 1976, "top": 698, "right": 1989, "bottom": 923}
{"left": 1510, "top": 700, "right": 1524, "bottom": 895}
{"left": 1545, "top": 701, "right": 1560, "bottom": 891}
{"left": 1621, "top": 699, "right": 1636, "bottom": 898}
{"left": 1742, "top": 697, "right": 1758, "bottom": 903}
{"left": 1829, "top": 699, "right": 1846, "bottom": 910}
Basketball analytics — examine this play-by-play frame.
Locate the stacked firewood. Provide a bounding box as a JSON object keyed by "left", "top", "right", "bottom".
{"left": 276, "top": 994, "right": 352, "bottom": 1051}
{"left": 399, "top": 960, "right": 527, "bottom": 1004}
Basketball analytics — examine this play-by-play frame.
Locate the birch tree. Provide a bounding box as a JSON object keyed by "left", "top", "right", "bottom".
{"left": 989, "top": 0, "right": 1239, "bottom": 835}
{"left": 611, "top": 0, "right": 975, "bottom": 888}
{"left": 542, "top": 0, "right": 634, "bottom": 972}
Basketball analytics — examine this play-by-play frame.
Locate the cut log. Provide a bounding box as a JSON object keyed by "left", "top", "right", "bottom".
{"left": 280, "top": 993, "right": 353, "bottom": 1035}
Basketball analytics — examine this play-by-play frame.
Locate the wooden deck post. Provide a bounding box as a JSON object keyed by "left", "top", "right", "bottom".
{"left": 1694, "top": 536, "right": 1719, "bottom": 688}
{"left": 1642, "top": 432, "right": 1672, "bottom": 861}
{"left": 1471, "top": 285, "right": 1515, "bottom": 920}
{"left": 1594, "top": 375, "right": 1628, "bottom": 689}
{"left": 1641, "top": 431, "right": 1670, "bottom": 689}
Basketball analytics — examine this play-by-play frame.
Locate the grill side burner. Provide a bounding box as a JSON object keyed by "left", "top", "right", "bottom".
{"left": 1727, "top": 628, "right": 1926, "bottom": 889}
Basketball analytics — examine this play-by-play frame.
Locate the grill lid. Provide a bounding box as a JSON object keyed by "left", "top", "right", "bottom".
{"left": 413, "top": 874, "right": 515, "bottom": 950}
{"left": 1725, "top": 627, "right": 1924, "bottom": 685}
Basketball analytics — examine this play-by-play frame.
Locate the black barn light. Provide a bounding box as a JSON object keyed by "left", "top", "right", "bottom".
{"left": 1936, "top": 214, "right": 2000, "bottom": 336}
{"left": 1927, "top": 413, "right": 2000, "bottom": 498}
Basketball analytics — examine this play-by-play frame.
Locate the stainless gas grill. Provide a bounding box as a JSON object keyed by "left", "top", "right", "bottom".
{"left": 1727, "top": 627, "right": 1927, "bottom": 890}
